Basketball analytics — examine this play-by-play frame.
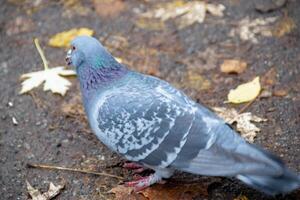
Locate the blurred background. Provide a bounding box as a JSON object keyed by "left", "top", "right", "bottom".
{"left": 1, "top": 0, "right": 300, "bottom": 199}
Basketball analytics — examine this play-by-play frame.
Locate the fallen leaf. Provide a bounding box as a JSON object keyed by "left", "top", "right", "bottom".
{"left": 109, "top": 185, "right": 146, "bottom": 200}
{"left": 20, "top": 67, "right": 76, "bottom": 96}
{"left": 110, "top": 182, "right": 209, "bottom": 200}
{"left": 27, "top": 180, "right": 64, "bottom": 200}
{"left": 20, "top": 39, "right": 76, "bottom": 96}
{"left": 92, "top": 0, "right": 126, "bottom": 18}
{"left": 229, "top": 16, "right": 277, "bottom": 43}
{"left": 213, "top": 107, "right": 267, "bottom": 142}
{"left": 135, "top": 18, "right": 166, "bottom": 31}
{"left": 220, "top": 59, "right": 247, "bottom": 74}
{"left": 48, "top": 28, "right": 94, "bottom": 48}
{"left": 227, "top": 77, "right": 261, "bottom": 104}
{"left": 272, "top": 15, "right": 295, "bottom": 37}
{"left": 141, "top": 1, "right": 225, "bottom": 29}
{"left": 273, "top": 89, "right": 288, "bottom": 97}
{"left": 234, "top": 194, "right": 249, "bottom": 200}
{"left": 140, "top": 183, "right": 208, "bottom": 200}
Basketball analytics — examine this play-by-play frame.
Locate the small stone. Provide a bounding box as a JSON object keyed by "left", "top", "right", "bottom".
{"left": 8, "top": 101, "right": 13, "bottom": 107}
{"left": 12, "top": 117, "right": 18, "bottom": 125}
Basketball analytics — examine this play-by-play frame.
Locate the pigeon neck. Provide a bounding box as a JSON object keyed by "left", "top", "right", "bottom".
{"left": 78, "top": 61, "right": 128, "bottom": 97}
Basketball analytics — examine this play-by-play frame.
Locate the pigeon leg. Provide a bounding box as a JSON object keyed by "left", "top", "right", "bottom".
{"left": 125, "top": 168, "right": 174, "bottom": 191}
{"left": 125, "top": 173, "right": 161, "bottom": 191}
{"left": 123, "top": 162, "right": 146, "bottom": 174}
{"left": 123, "top": 162, "right": 144, "bottom": 169}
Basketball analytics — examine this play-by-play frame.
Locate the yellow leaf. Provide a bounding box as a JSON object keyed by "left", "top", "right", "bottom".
{"left": 227, "top": 77, "right": 261, "bottom": 104}
{"left": 48, "top": 28, "right": 94, "bottom": 48}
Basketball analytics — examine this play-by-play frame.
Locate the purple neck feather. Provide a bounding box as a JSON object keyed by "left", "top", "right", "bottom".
{"left": 78, "top": 62, "right": 128, "bottom": 99}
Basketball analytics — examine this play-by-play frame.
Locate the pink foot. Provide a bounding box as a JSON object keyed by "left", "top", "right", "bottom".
{"left": 123, "top": 162, "right": 144, "bottom": 169}
{"left": 123, "top": 162, "right": 146, "bottom": 174}
{"left": 125, "top": 175, "right": 154, "bottom": 192}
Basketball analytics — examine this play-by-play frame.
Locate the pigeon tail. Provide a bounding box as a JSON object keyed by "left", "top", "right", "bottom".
{"left": 236, "top": 154, "right": 300, "bottom": 196}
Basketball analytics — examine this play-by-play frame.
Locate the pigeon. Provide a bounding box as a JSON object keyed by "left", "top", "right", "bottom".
{"left": 66, "top": 36, "right": 300, "bottom": 195}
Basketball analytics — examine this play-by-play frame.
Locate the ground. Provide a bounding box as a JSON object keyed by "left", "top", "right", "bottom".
{"left": 0, "top": 0, "right": 300, "bottom": 199}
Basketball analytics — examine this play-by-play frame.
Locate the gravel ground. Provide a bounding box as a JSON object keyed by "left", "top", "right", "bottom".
{"left": 0, "top": 0, "right": 300, "bottom": 199}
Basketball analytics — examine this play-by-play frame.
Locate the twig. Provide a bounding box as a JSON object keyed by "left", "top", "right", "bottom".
{"left": 27, "top": 163, "right": 124, "bottom": 180}
{"left": 34, "top": 38, "right": 49, "bottom": 70}
{"left": 238, "top": 97, "right": 256, "bottom": 114}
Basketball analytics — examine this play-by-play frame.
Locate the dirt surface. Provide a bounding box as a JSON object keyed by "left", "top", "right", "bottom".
{"left": 1, "top": 0, "right": 300, "bottom": 199}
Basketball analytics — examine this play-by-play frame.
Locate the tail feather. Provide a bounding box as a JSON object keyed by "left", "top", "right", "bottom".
{"left": 172, "top": 126, "right": 300, "bottom": 195}
{"left": 237, "top": 170, "right": 300, "bottom": 195}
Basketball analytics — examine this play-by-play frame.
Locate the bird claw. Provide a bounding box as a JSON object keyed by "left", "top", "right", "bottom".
{"left": 125, "top": 175, "right": 153, "bottom": 192}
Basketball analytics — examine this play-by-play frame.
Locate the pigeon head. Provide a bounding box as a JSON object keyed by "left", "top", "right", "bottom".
{"left": 66, "top": 36, "right": 127, "bottom": 93}
{"left": 66, "top": 35, "right": 120, "bottom": 71}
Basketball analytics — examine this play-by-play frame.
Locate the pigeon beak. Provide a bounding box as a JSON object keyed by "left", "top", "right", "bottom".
{"left": 65, "top": 49, "right": 72, "bottom": 66}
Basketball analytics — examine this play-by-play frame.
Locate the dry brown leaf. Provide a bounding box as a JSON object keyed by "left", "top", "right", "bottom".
{"left": 272, "top": 15, "right": 295, "bottom": 37}
{"left": 109, "top": 185, "right": 147, "bottom": 200}
{"left": 26, "top": 180, "right": 64, "bottom": 200}
{"left": 110, "top": 183, "right": 208, "bottom": 200}
{"left": 48, "top": 28, "right": 94, "bottom": 48}
{"left": 220, "top": 59, "right": 247, "bottom": 74}
{"left": 141, "top": 1, "right": 225, "bottom": 29}
{"left": 20, "top": 39, "right": 76, "bottom": 96}
{"left": 140, "top": 183, "right": 208, "bottom": 200}
{"left": 213, "top": 107, "right": 267, "bottom": 143}
{"left": 273, "top": 89, "right": 288, "bottom": 97}
{"left": 92, "top": 0, "right": 126, "bottom": 18}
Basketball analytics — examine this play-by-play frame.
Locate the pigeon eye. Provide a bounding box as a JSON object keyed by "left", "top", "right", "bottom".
{"left": 72, "top": 46, "right": 76, "bottom": 51}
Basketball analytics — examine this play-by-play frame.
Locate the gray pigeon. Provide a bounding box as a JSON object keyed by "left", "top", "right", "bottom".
{"left": 66, "top": 36, "right": 300, "bottom": 195}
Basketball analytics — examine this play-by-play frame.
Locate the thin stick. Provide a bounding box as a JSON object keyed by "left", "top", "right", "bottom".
{"left": 34, "top": 38, "right": 49, "bottom": 70}
{"left": 238, "top": 97, "right": 256, "bottom": 114}
{"left": 27, "top": 163, "right": 124, "bottom": 180}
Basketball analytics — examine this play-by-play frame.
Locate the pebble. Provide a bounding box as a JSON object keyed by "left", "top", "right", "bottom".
{"left": 12, "top": 117, "right": 18, "bottom": 125}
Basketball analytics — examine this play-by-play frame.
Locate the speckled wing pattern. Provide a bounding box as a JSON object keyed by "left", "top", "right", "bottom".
{"left": 94, "top": 74, "right": 261, "bottom": 175}
{"left": 96, "top": 75, "right": 206, "bottom": 168}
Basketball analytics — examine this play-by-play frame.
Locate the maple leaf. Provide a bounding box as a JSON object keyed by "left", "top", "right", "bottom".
{"left": 20, "top": 38, "right": 76, "bottom": 96}
{"left": 213, "top": 107, "right": 267, "bottom": 143}
{"left": 26, "top": 180, "right": 64, "bottom": 200}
